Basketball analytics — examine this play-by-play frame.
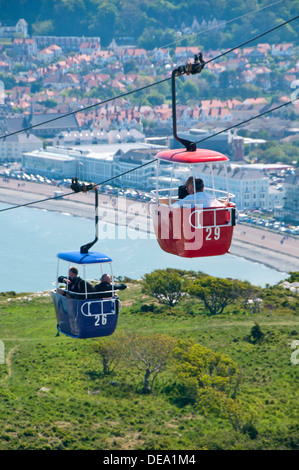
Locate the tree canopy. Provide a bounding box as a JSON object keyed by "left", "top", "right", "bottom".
{"left": 142, "top": 268, "right": 190, "bottom": 307}
{"left": 187, "top": 277, "right": 253, "bottom": 315}
{"left": 1, "top": 0, "right": 298, "bottom": 47}
{"left": 123, "top": 332, "right": 176, "bottom": 393}
{"left": 169, "top": 338, "right": 243, "bottom": 425}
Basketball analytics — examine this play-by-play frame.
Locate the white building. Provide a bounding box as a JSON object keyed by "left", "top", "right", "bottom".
{"left": 21, "top": 143, "right": 161, "bottom": 186}
{"left": 0, "top": 19, "right": 28, "bottom": 38}
{"left": 189, "top": 164, "right": 269, "bottom": 211}
{"left": 113, "top": 147, "right": 159, "bottom": 189}
{"left": 22, "top": 146, "right": 80, "bottom": 179}
{"left": 38, "top": 44, "right": 63, "bottom": 64}
{"left": 151, "top": 47, "right": 171, "bottom": 64}
{"left": 280, "top": 169, "right": 299, "bottom": 222}
{"left": 22, "top": 145, "right": 113, "bottom": 182}
{"left": 54, "top": 130, "right": 109, "bottom": 146}
{"left": 78, "top": 151, "right": 113, "bottom": 183}
{"left": 13, "top": 38, "right": 38, "bottom": 56}
{"left": 268, "top": 185, "right": 284, "bottom": 211}
{"left": 0, "top": 133, "right": 43, "bottom": 162}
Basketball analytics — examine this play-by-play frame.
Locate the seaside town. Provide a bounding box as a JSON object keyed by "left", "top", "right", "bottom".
{"left": 0, "top": 18, "right": 298, "bottom": 232}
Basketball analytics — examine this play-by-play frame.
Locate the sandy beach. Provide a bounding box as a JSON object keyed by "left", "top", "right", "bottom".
{"left": 1, "top": 178, "right": 299, "bottom": 273}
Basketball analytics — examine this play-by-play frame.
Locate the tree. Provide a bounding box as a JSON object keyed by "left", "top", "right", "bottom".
{"left": 92, "top": 334, "right": 125, "bottom": 375}
{"left": 89, "top": 2, "right": 118, "bottom": 47}
{"left": 31, "top": 19, "right": 54, "bottom": 35}
{"left": 92, "top": 332, "right": 175, "bottom": 393}
{"left": 123, "top": 333, "right": 175, "bottom": 393}
{"left": 142, "top": 268, "right": 188, "bottom": 307}
{"left": 40, "top": 99, "right": 58, "bottom": 109}
{"left": 137, "top": 26, "right": 176, "bottom": 50}
{"left": 123, "top": 60, "right": 138, "bottom": 75}
{"left": 147, "top": 92, "right": 164, "bottom": 106}
{"left": 287, "top": 271, "right": 299, "bottom": 283}
{"left": 247, "top": 322, "right": 265, "bottom": 344}
{"left": 0, "top": 73, "right": 16, "bottom": 90}
{"left": 30, "top": 80, "right": 43, "bottom": 94}
{"left": 171, "top": 339, "right": 242, "bottom": 421}
{"left": 188, "top": 277, "right": 249, "bottom": 315}
{"left": 181, "top": 80, "right": 199, "bottom": 102}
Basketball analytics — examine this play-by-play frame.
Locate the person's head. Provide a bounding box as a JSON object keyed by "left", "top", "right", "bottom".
{"left": 101, "top": 273, "right": 111, "bottom": 284}
{"left": 185, "top": 177, "right": 204, "bottom": 194}
{"left": 185, "top": 176, "right": 194, "bottom": 194}
{"left": 194, "top": 178, "right": 204, "bottom": 192}
{"left": 69, "top": 266, "right": 78, "bottom": 279}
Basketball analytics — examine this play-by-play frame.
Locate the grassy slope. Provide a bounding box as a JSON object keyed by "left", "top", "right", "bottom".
{"left": 0, "top": 284, "right": 298, "bottom": 450}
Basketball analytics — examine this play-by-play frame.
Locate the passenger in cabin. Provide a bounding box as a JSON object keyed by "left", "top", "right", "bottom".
{"left": 93, "top": 274, "right": 127, "bottom": 299}
{"left": 178, "top": 183, "right": 189, "bottom": 199}
{"left": 57, "top": 266, "right": 93, "bottom": 299}
{"left": 174, "top": 177, "right": 223, "bottom": 208}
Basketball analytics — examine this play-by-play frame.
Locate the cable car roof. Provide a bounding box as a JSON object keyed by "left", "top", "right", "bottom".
{"left": 156, "top": 148, "right": 229, "bottom": 164}
{"left": 57, "top": 251, "right": 112, "bottom": 264}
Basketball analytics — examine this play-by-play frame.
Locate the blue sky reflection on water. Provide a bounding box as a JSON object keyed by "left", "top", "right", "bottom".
{"left": 0, "top": 203, "right": 287, "bottom": 293}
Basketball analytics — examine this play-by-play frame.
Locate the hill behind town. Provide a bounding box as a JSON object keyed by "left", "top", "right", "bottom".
{"left": 0, "top": 0, "right": 298, "bottom": 48}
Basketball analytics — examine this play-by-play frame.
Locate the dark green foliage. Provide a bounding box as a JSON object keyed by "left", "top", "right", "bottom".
{"left": 0, "top": 0, "right": 297, "bottom": 47}
{"left": 248, "top": 142, "right": 299, "bottom": 167}
{"left": 246, "top": 322, "right": 265, "bottom": 344}
{"left": 187, "top": 277, "right": 253, "bottom": 315}
{"left": 287, "top": 272, "right": 299, "bottom": 283}
{"left": 242, "top": 423, "right": 259, "bottom": 440}
{"left": 142, "top": 268, "right": 190, "bottom": 307}
{"left": 168, "top": 338, "right": 241, "bottom": 419}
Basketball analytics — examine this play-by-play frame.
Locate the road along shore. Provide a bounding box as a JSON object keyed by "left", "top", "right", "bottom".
{"left": 1, "top": 179, "right": 298, "bottom": 274}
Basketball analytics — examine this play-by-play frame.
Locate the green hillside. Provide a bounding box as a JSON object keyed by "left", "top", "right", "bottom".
{"left": 0, "top": 0, "right": 298, "bottom": 47}
{"left": 0, "top": 271, "right": 298, "bottom": 451}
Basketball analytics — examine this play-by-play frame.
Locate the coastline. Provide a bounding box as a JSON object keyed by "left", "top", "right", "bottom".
{"left": 1, "top": 179, "right": 298, "bottom": 274}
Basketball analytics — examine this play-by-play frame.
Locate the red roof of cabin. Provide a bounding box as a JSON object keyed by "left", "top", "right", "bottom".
{"left": 156, "top": 148, "right": 229, "bottom": 164}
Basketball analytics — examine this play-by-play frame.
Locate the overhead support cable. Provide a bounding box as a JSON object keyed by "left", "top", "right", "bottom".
{"left": 0, "top": 98, "right": 295, "bottom": 214}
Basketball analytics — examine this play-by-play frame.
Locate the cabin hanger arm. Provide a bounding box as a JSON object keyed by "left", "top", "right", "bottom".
{"left": 71, "top": 178, "right": 99, "bottom": 253}
{"left": 172, "top": 53, "right": 205, "bottom": 152}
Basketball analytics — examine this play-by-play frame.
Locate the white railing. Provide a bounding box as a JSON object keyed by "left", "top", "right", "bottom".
{"left": 150, "top": 187, "right": 235, "bottom": 205}
{"left": 51, "top": 286, "right": 121, "bottom": 303}
{"left": 80, "top": 298, "right": 121, "bottom": 317}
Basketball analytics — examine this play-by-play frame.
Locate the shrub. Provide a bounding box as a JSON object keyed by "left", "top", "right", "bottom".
{"left": 142, "top": 268, "right": 188, "bottom": 307}
{"left": 187, "top": 277, "right": 252, "bottom": 315}
{"left": 245, "top": 323, "right": 265, "bottom": 344}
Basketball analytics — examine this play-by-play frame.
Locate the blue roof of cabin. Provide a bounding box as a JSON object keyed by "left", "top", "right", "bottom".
{"left": 57, "top": 251, "right": 112, "bottom": 264}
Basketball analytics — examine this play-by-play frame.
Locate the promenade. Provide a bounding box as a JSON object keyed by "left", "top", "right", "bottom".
{"left": 1, "top": 178, "right": 298, "bottom": 273}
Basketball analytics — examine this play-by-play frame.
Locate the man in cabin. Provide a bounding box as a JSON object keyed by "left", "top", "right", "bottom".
{"left": 175, "top": 177, "right": 223, "bottom": 208}
{"left": 57, "top": 266, "right": 93, "bottom": 299}
{"left": 93, "top": 273, "right": 127, "bottom": 298}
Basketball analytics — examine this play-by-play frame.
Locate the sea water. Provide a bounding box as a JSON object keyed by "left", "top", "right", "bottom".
{"left": 0, "top": 202, "right": 287, "bottom": 293}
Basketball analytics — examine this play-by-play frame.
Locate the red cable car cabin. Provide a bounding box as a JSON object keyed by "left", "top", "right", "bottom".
{"left": 150, "top": 148, "right": 236, "bottom": 258}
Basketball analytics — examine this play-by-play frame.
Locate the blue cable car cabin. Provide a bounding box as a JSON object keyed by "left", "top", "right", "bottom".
{"left": 51, "top": 250, "right": 121, "bottom": 339}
